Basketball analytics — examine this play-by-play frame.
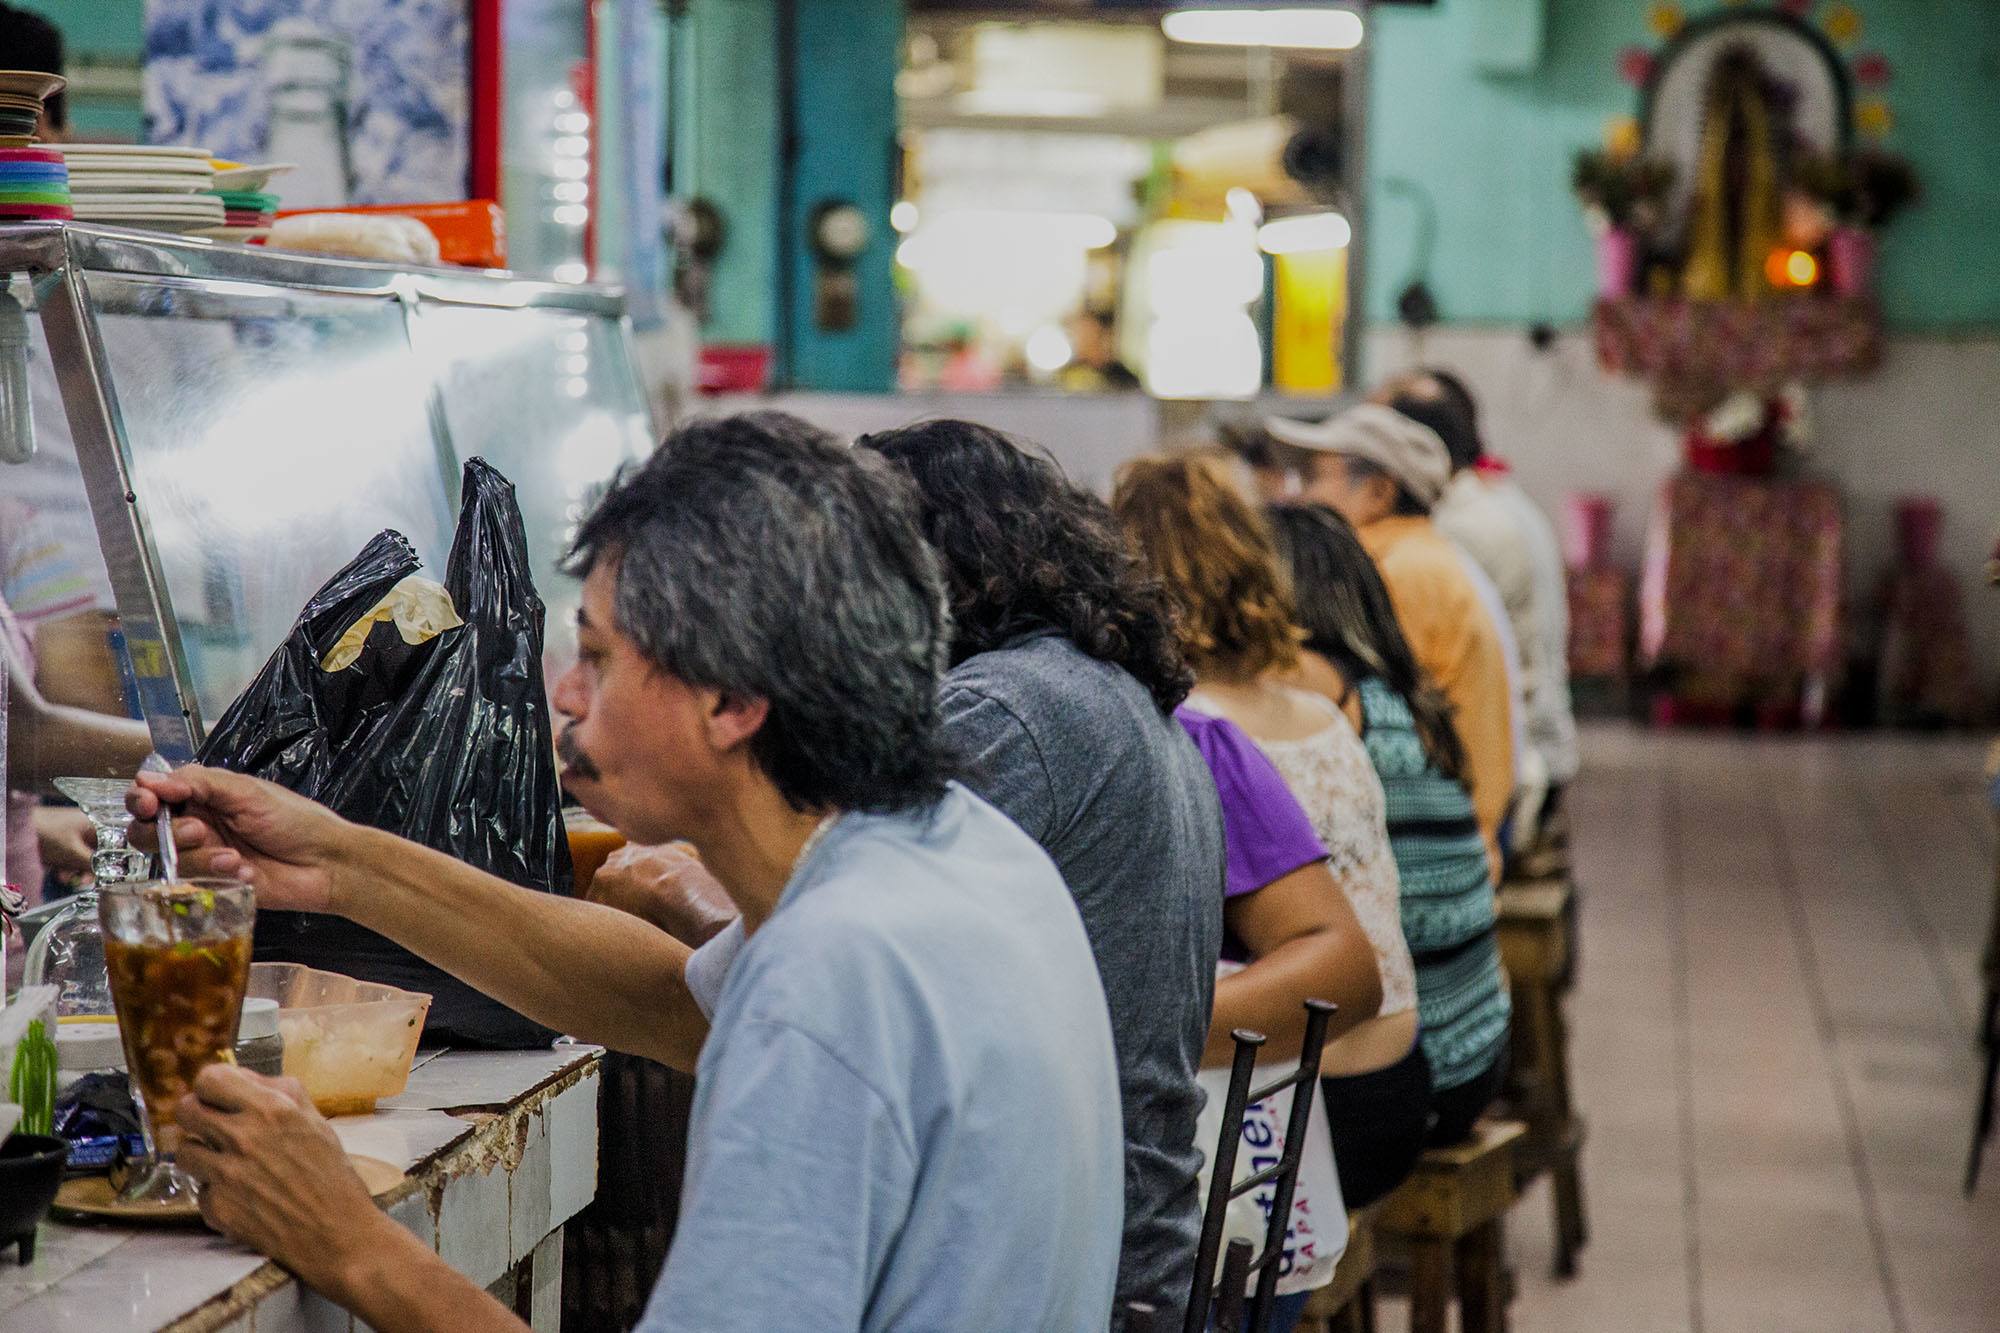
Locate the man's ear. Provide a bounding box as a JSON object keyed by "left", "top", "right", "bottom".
{"left": 1362, "top": 470, "right": 1400, "bottom": 517}
{"left": 705, "top": 690, "right": 771, "bottom": 755}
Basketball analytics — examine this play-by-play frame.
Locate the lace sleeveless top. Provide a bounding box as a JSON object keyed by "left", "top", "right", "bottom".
{"left": 1187, "top": 688, "right": 1417, "bottom": 1017}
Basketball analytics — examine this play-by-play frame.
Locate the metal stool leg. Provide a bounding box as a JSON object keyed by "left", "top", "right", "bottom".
{"left": 1964, "top": 986, "right": 2000, "bottom": 1195}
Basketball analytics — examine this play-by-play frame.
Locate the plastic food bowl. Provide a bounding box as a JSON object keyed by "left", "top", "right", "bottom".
{"left": 246, "top": 964, "right": 431, "bottom": 1116}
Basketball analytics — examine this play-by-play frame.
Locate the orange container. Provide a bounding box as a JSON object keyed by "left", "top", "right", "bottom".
{"left": 246, "top": 963, "right": 431, "bottom": 1116}
{"left": 274, "top": 199, "right": 508, "bottom": 268}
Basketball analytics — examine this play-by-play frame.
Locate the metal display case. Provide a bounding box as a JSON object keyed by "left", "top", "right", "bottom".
{"left": 0, "top": 223, "right": 656, "bottom": 761}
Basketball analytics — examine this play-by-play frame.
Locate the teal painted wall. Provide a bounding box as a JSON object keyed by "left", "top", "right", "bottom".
{"left": 783, "top": 0, "right": 901, "bottom": 392}
{"left": 14, "top": 0, "right": 145, "bottom": 139}
{"left": 673, "top": 0, "right": 782, "bottom": 347}
{"left": 13, "top": 0, "right": 142, "bottom": 57}
{"left": 1366, "top": 0, "right": 2000, "bottom": 330}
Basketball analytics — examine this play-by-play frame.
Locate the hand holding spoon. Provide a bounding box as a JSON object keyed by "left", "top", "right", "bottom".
{"left": 139, "top": 753, "right": 180, "bottom": 883}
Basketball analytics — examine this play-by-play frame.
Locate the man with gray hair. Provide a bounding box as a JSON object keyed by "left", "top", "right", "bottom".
{"left": 128, "top": 413, "right": 1126, "bottom": 1332}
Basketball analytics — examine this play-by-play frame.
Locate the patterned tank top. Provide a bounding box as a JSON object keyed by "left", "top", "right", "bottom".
{"left": 1356, "top": 676, "right": 1511, "bottom": 1090}
{"left": 1190, "top": 687, "right": 1417, "bottom": 1017}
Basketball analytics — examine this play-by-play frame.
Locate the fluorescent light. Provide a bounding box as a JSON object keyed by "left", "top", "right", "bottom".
{"left": 1163, "top": 7, "right": 1364, "bottom": 51}
{"left": 1257, "top": 212, "right": 1352, "bottom": 254}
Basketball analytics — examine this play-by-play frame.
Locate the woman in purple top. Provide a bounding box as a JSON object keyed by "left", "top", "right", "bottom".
{"left": 1176, "top": 706, "right": 1383, "bottom": 1066}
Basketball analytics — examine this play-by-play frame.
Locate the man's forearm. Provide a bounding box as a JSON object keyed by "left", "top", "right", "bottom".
{"left": 335, "top": 826, "right": 711, "bottom": 1070}
{"left": 327, "top": 1212, "right": 528, "bottom": 1333}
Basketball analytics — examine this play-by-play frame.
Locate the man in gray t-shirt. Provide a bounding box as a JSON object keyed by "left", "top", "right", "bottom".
{"left": 661, "top": 423, "right": 1229, "bottom": 1324}
{"left": 684, "top": 633, "right": 1224, "bottom": 1323}
{"left": 653, "top": 784, "right": 1123, "bottom": 1331}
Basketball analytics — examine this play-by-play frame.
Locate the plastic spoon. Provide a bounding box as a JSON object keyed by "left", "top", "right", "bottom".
{"left": 140, "top": 753, "right": 179, "bottom": 883}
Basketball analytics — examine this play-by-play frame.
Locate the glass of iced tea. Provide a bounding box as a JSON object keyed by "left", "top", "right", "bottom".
{"left": 100, "top": 879, "right": 256, "bottom": 1205}
{"left": 564, "top": 807, "right": 626, "bottom": 897}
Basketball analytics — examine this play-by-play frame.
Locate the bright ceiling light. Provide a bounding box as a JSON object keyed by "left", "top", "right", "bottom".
{"left": 1162, "top": 7, "right": 1365, "bottom": 51}
{"left": 1257, "top": 212, "right": 1352, "bottom": 254}
{"left": 890, "top": 201, "right": 920, "bottom": 234}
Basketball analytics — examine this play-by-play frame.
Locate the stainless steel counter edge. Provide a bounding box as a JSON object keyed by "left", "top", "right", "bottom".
{"left": 0, "top": 222, "right": 629, "bottom": 316}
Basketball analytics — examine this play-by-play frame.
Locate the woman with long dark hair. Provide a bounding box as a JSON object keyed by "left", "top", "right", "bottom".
{"left": 1267, "top": 502, "right": 1512, "bottom": 1143}
{"left": 860, "top": 420, "right": 1226, "bottom": 1330}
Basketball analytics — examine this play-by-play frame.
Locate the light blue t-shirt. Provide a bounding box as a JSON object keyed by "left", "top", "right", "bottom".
{"left": 639, "top": 784, "right": 1126, "bottom": 1332}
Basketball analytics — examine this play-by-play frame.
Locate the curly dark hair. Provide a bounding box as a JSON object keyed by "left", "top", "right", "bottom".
{"left": 860, "top": 420, "right": 1194, "bottom": 714}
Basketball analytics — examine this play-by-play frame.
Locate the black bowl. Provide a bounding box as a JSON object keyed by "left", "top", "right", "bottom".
{"left": 0, "top": 1134, "right": 69, "bottom": 1264}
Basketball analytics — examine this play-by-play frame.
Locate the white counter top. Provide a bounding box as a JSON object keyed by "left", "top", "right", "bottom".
{"left": 0, "top": 1044, "right": 602, "bottom": 1333}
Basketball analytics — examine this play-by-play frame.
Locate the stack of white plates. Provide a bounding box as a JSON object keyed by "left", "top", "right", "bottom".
{"left": 62, "top": 144, "right": 224, "bottom": 232}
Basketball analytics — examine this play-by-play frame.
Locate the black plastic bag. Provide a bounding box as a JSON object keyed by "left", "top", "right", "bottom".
{"left": 198, "top": 458, "right": 572, "bottom": 1048}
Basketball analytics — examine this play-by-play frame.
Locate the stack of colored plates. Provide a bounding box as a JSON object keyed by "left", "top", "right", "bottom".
{"left": 197, "top": 162, "right": 291, "bottom": 242}
{"left": 0, "top": 70, "right": 65, "bottom": 147}
{"left": 62, "top": 144, "right": 222, "bottom": 232}
{"left": 213, "top": 190, "right": 279, "bottom": 228}
{"left": 0, "top": 146, "right": 69, "bottom": 220}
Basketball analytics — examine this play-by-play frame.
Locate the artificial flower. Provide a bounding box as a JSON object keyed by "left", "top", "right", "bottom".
{"left": 1647, "top": 3, "right": 1685, "bottom": 40}
{"left": 1605, "top": 115, "right": 1644, "bottom": 162}
{"left": 1854, "top": 53, "right": 1893, "bottom": 87}
{"left": 1822, "top": 3, "right": 1862, "bottom": 46}
{"left": 1857, "top": 98, "right": 1895, "bottom": 140}
{"left": 1618, "top": 46, "right": 1656, "bottom": 87}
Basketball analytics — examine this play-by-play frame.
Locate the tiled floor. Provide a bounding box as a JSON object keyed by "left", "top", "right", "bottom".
{"left": 1377, "top": 724, "right": 2000, "bottom": 1333}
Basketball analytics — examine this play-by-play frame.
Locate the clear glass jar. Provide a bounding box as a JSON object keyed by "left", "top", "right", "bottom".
{"left": 22, "top": 778, "right": 151, "bottom": 1016}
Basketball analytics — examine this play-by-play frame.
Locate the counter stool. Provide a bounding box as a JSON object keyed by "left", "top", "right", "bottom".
{"left": 1297, "top": 1209, "right": 1378, "bottom": 1333}
{"left": 1498, "top": 876, "right": 1589, "bottom": 1277}
{"left": 1375, "top": 1119, "right": 1527, "bottom": 1333}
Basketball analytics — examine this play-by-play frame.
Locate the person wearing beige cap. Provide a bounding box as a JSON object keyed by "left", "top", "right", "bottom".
{"left": 1267, "top": 404, "right": 1517, "bottom": 878}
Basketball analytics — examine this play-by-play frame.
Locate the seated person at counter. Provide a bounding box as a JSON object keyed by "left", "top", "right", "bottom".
{"left": 596, "top": 419, "right": 1227, "bottom": 1328}
{"left": 130, "top": 413, "right": 1127, "bottom": 1332}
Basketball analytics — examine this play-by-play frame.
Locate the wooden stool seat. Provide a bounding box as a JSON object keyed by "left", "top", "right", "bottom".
{"left": 1498, "top": 878, "right": 1590, "bottom": 1277}
{"left": 1300, "top": 1209, "right": 1377, "bottom": 1332}
{"left": 1376, "top": 1120, "right": 1526, "bottom": 1333}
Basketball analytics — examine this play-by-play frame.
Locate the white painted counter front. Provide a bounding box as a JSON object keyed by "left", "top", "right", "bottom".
{"left": 0, "top": 1045, "right": 602, "bottom": 1332}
